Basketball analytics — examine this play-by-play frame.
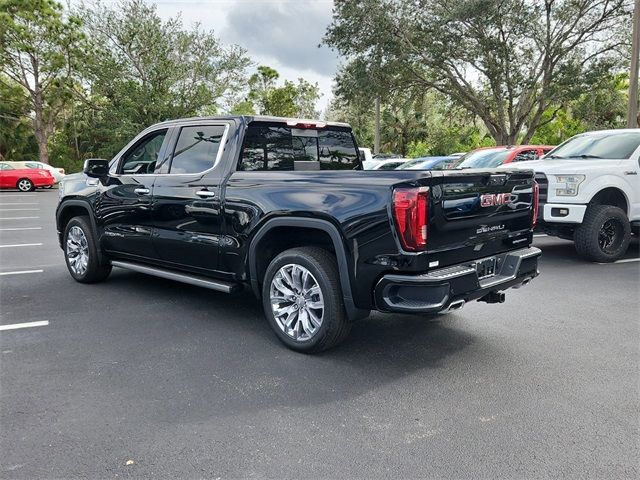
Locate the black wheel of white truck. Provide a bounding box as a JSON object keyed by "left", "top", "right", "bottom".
{"left": 574, "top": 205, "right": 630, "bottom": 263}
{"left": 262, "top": 247, "right": 351, "bottom": 353}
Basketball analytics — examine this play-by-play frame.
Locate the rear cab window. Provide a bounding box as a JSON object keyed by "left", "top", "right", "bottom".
{"left": 167, "top": 125, "right": 228, "bottom": 174}
{"left": 239, "top": 122, "right": 360, "bottom": 171}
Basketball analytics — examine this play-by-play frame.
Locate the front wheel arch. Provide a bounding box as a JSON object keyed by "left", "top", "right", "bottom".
{"left": 57, "top": 201, "right": 106, "bottom": 264}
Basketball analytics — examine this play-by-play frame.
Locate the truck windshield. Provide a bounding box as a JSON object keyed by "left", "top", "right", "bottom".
{"left": 240, "top": 124, "right": 360, "bottom": 171}
{"left": 547, "top": 132, "right": 640, "bottom": 160}
{"left": 455, "top": 149, "right": 511, "bottom": 169}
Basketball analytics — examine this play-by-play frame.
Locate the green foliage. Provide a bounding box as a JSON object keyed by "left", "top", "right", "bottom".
{"left": 0, "top": 77, "right": 39, "bottom": 161}
{"left": 0, "top": 0, "right": 86, "bottom": 163}
{"left": 69, "top": 0, "right": 251, "bottom": 160}
{"left": 325, "top": 0, "right": 632, "bottom": 145}
{"left": 237, "top": 65, "right": 321, "bottom": 118}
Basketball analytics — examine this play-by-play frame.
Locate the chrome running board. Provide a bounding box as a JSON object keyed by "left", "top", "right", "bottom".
{"left": 111, "top": 260, "right": 241, "bottom": 294}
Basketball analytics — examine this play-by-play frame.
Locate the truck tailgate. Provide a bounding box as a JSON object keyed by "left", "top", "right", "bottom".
{"left": 425, "top": 169, "right": 536, "bottom": 266}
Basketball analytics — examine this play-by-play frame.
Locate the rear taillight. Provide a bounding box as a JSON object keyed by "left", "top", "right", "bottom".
{"left": 532, "top": 181, "right": 540, "bottom": 229}
{"left": 392, "top": 187, "right": 429, "bottom": 251}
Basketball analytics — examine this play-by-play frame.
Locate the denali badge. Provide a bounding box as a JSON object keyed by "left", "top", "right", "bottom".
{"left": 476, "top": 224, "right": 505, "bottom": 234}
{"left": 480, "top": 193, "right": 514, "bottom": 207}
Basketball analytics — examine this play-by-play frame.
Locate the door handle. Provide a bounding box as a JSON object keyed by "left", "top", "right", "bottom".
{"left": 196, "top": 189, "right": 216, "bottom": 198}
{"left": 134, "top": 187, "right": 150, "bottom": 195}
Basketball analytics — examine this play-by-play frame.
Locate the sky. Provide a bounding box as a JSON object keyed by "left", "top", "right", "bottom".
{"left": 82, "top": 0, "right": 341, "bottom": 113}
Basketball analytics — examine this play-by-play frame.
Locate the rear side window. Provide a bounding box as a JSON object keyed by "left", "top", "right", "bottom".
{"left": 239, "top": 124, "right": 359, "bottom": 171}
{"left": 169, "top": 125, "right": 227, "bottom": 174}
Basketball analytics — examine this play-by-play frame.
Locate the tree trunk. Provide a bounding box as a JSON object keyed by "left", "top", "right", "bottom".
{"left": 32, "top": 89, "right": 50, "bottom": 164}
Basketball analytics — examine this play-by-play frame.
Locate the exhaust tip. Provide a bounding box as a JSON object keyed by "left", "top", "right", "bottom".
{"left": 440, "top": 299, "right": 465, "bottom": 314}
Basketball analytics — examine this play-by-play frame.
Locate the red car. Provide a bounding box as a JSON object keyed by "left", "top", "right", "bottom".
{"left": 454, "top": 145, "right": 554, "bottom": 169}
{"left": 0, "top": 162, "right": 55, "bottom": 192}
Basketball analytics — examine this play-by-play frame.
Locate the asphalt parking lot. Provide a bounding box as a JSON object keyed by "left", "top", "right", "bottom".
{"left": 1, "top": 188, "right": 638, "bottom": 478}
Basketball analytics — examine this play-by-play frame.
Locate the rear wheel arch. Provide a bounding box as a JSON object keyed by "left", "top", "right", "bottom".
{"left": 248, "top": 217, "right": 368, "bottom": 321}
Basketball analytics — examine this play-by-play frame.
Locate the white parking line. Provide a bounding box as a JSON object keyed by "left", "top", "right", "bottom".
{"left": 0, "top": 243, "right": 43, "bottom": 248}
{"left": 533, "top": 234, "right": 547, "bottom": 237}
{"left": 0, "top": 321, "right": 49, "bottom": 331}
{"left": 0, "top": 269, "right": 44, "bottom": 276}
{"left": 614, "top": 258, "right": 640, "bottom": 264}
{"left": 0, "top": 216, "right": 40, "bottom": 220}
{"left": 0, "top": 227, "right": 42, "bottom": 231}
{"left": 0, "top": 208, "right": 40, "bottom": 211}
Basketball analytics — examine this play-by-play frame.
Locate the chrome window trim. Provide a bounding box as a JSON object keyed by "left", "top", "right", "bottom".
{"left": 110, "top": 123, "right": 230, "bottom": 178}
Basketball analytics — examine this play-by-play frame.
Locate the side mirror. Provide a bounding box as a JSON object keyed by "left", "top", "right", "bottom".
{"left": 83, "top": 158, "right": 109, "bottom": 178}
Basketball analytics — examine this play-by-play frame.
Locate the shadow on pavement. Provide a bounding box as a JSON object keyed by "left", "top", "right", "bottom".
{"left": 71, "top": 270, "right": 483, "bottom": 421}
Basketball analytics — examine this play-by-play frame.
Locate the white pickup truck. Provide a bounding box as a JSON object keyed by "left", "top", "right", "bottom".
{"left": 505, "top": 129, "right": 639, "bottom": 262}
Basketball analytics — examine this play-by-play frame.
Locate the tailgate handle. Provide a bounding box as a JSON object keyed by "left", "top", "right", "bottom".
{"left": 487, "top": 174, "right": 508, "bottom": 186}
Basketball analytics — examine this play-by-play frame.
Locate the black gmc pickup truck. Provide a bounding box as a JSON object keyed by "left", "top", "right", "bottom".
{"left": 57, "top": 115, "right": 541, "bottom": 352}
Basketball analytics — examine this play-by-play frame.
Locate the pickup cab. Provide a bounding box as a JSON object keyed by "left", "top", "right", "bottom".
{"left": 56, "top": 116, "right": 541, "bottom": 352}
{"left": 504, "top": 129, "right": 640, "bottom": 262}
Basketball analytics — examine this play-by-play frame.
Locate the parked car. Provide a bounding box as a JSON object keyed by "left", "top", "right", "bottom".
{"left": 0, "top": 162, "right": 55, "bottom": 191}
{"left": 455, "top": 145, "right": 554, "bottom": 169}
{"left": 57, "top": 115, "right": 541, "bottom": 352}
{"left": 504, "top": 129, "right": 640, "bottom": 262}
{"left": 398, "top": 156, "right": 458, "bottom": 170}
{"left": 369, "top": 159, "right": 408, "bottom": 170}
{"left": 7, "top": 161, "right": 66, "bottom": 183}
{"left": 358, "top": 147, "right": 373, "bottom": 163}
{"left": 363, "top": 156, "right": 406, "bottom": 170}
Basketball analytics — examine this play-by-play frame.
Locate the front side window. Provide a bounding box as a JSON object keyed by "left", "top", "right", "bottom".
{"left": 513, "top": 149, "right": 538, "bottom": 162}
{"left": 169, "top": 125, "right": 226, "bottom": 174}
{"left": 0, "top": 163, "right": 13, "bottom": 171}
{"left": 119, "top": 129, "right": 168, "bottom": 174}
{"left": 239, "top": 124, "right": 359, "bottom": 171}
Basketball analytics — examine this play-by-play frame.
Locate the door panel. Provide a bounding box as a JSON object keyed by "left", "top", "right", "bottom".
{"left": 96, "top": 128, "right": 170, "bottom": 259}
{"left": 151, "top": 123, "right": 229, "bottom": 273}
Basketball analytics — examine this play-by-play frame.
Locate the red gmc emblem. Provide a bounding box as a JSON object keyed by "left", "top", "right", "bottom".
{"left": 480, "top": 193, "right": 514, "bottom": 207}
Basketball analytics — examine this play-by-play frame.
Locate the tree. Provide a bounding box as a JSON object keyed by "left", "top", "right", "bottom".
{"left": 0, "top": 0, "right": 85, "bottom": 163}
{"left": 0, "top": 76, "right": 39, "bottom": 161}
{"left": 325, "top": 0, "right": 633, "bottom": 145}
{"left": 238, "top": 65, "right": 321, "bottom": 118}
{"left": 75, "top": 0, "right": 251, "bottom": 157}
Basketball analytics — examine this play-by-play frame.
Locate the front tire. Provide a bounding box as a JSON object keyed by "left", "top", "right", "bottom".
{"left": 262, "top": 247, "right": 351, "bottom": 353}
{"left": 16, "top": 178, "right": 34, "bottom": 192}
{"left": 574, "top": 205, "right": 631, "bottom": 262}
{"left": 63, "top": 216, "right": 112, "bottom": 283}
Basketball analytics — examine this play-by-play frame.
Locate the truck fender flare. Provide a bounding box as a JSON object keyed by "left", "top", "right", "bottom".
{"left": 57, "top": 199, "right": 105, "bottom": 262}
{"left": 248, "top": 217, "right": 369, "bottom": 321}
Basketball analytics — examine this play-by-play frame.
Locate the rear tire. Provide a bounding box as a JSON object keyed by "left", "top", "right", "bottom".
{"left": 262, "top": 247, "right": 351, "bottom": 353}
{"left": 574, "top": 205, "right": 630, "bottom": 262}
{"left": 63, "top": 216, "right": 111, "bottom": 283}
{"left": 16, "top": 178, "right": 34, "bottom": 192}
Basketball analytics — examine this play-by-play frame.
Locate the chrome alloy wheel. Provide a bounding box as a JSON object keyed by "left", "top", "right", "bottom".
{"left": 270, "top": 263, "right": 324, "bottom": 341}
{"left": 66, "top": 225, "right": 89, "bottom": 276}
{"left": 17, "top": 179, "right": 32, "bottom": 192}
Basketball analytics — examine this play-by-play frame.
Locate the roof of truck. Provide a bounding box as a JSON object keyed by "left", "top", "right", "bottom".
{"left": 151, "top": 115, "right": 351, "bottom": 129}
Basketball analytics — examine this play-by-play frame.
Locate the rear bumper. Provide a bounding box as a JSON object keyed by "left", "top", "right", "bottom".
{"left": 374, "top": 247, "right": 541, "bottom": 314}
{"left": 33, "top": 177, "right": 55, "bottom": 187}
